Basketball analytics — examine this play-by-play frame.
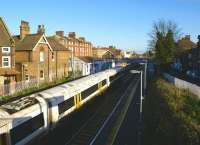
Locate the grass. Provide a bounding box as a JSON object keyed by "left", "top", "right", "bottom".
{"left": 0, "top": 73, "right": 82, "bottom": 104}
{"left": 143, "top": 76, "right": 200, "bottom": 145}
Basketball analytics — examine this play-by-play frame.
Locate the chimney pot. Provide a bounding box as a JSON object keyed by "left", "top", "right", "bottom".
{"left": 56, "top": 31, "right": 64, "bottom": 38}
{"left": 37, "top": 24, "right": 45, "bottom": 34}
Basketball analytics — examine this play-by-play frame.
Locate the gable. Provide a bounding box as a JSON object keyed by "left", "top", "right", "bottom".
{"left": 33, "top": 34, "right": 53, "bottom": 52}
{"left": 0, "top": 18, "right": 13, "bottom": 47}
{"left": 102, "top": 50, "right": 114, "bottom": 58}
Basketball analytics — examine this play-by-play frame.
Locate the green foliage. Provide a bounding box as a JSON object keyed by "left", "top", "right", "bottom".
{"left": 0, "top": 75, "right": 77, "bottom": 103}
{"left": 143, "top": 77, "right": 200, "bottom": 145}
{"left": 155, "top": 30, "right": 177, "bottom": 66}
{"left": 149, "top": 19, "right": 181, "bottom": 67}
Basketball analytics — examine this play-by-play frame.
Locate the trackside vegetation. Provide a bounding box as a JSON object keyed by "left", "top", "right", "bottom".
{"left": 143, "top": 77, "right": 200, "bottom": 145}
{"left": 0, "top": 73, "right": 82, "bottom": 104}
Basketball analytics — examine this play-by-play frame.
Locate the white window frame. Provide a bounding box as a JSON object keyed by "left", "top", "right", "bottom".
{"left": 2, "top": 47, "right": 10, "bottom": 53}
{"left": 25, "top": 74, "right": 29, "bottom": 81}
{"left": 40, "top": 51, "right": 44, "bottom": 62}
{"left": 2, "top": 56, "right": 11, "bottom": 68}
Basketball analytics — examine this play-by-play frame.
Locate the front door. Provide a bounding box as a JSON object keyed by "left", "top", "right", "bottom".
{"left": 4, "top": 79, "right": 10, "bottom": 95}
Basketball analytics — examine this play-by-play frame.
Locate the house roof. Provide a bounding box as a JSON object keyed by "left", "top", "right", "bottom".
{"left": 77, "top": 56, "right": 93, "bottom": 63}
{"left": 93, "top": 47, "right": 121, "bottom": 56}
{"left": 13, "top": 33, "right": 43, "bottom": 51}
{"left": 0, "top": 17, "right": 14, "bottom": 47}
{"left": 13, "top": 33, "right": 54, "bottom": 52}
{"left": 47, "top": 37, "right": 70, "bottom": 51}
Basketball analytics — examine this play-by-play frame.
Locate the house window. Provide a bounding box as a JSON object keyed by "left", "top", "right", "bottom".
{"left": 2, "top": 56, "right": 11, "bottom": 67}
{"left": 25, "top": 75, "right": 29, "bottom": 81}
{"left": 2, "top": 47, "right": 10, "bottom": 53}
{"left": 40, "top": 70, "right": 44, "bottom": 80}
{"left": 52, "top": 52, "right": 55, "bottom": 61}
{"left": 40, "top": 51, "right": 44, "bottom": 62}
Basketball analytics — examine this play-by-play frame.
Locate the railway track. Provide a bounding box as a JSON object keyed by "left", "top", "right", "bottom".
{"left": 64, "top": 69, "right": 135, "bottom": 145}
{"left": 28, "top": 65, "right": 138, "bottom": 145}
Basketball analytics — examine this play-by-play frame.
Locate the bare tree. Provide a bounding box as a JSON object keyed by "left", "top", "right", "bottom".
{"left": 148, "top": 19, "right": 182, "bottom": 51}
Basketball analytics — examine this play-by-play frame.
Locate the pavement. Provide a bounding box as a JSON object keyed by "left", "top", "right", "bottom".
{"left": 112, "top": 78, "right": 141, "bottom": 145}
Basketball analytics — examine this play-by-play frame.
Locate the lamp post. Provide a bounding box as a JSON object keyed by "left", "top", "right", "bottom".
{"left": 130, "top": 69, "right": 144, "bottom": 145}
{"left": 140, "top": 60, "right": 147, "bottom": 95}
{"left": 130, "top": 70, "right": 143, "bottom": 113}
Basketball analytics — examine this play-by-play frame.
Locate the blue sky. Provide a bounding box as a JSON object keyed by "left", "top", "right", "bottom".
{"left": 1, "top": 0, "right": 200, "bottom": 53}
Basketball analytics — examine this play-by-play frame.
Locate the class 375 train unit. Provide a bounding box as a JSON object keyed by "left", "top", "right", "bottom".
{"left": 0, "top": 68, "right": 122, "bottom": 145}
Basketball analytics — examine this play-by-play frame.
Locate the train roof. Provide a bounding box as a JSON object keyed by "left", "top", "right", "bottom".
{"left": 39, "top": 69, "right": 112, "bottom": 100}
{"left": 0, "top": 96, "right": 38, "bottom": 114}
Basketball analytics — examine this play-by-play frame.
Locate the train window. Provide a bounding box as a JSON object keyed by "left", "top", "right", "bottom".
{"left": 81, "top": 84, "right": 98, "bottom": 100}
{"left": 58, "top": 97, "right": 74, "bottom": 114}
{"left": 10, "top": 113, "right": 44, "bottom": 145}
{"left": 109, "top": 75, "right": 115, "bottom": 81}
{"left": 102, "top": 79, "right": 107, "bottom": 86}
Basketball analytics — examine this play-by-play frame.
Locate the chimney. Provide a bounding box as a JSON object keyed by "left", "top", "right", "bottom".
{"left": 185, "top": 35, "right": 190, "bottom": 40}
{"left": 20, "top": 20, "right": 30, "bottom": 40}
{"left": 37, "top": 25, "right": 45, "bottom": 34}
{"left": 56, "top": 31, "right": 64, "bottom": 38}
{"left": 68, "top": 32, "right": 76, "bottom": 39}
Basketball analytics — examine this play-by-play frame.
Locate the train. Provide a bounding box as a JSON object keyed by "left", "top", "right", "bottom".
{"left": 0, "top": 67, "right": 122, "bottom": 145}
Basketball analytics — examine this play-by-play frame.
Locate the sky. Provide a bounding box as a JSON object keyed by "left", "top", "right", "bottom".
{"left": 0, "top": 0, "right": 200, "bottom": 53}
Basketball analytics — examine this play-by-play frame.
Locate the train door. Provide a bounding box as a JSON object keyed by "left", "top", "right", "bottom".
{"left": 74, "top": 94, "right": 81, "bottom": 108}
{"left": 98, "top": 81, "right": 103, "bottom": 95}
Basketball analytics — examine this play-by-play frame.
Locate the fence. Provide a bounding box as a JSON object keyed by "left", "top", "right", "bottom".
{"left": 0, "top": 69, "right": 82, "bottom": 98}
{"left": 163, "top": 73, "right": 200, "bottom": 98}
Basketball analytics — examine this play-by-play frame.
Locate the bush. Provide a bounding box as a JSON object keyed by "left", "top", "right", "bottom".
{"left": 143, "top": 77, "right": 200, "bottom": 145}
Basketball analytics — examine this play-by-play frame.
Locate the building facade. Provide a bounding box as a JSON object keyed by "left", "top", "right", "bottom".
{"left": 14, "top": 21, "right": 56, "bottom": 82}
{"left": 55, "top": 31, "right": 93, "bottom": 57}
{"left": 47, "top": 36, "right": 71, "bottom": 78}
{"left": 0, "top": 17, "right": 17, "bottom": 95}
{"left": 172, "top": 35, "right": 200, "bottom": 78}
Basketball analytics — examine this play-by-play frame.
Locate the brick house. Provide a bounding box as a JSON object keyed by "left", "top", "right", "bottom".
{"left": 0, "top": 17, "right": 18, "bottom": 95}
{"left": 55, "top": 31, "right": 93, "bottom": 57}
{"left": 174, "top": 35, "right": 200, "bottom": 76}
{"left": 47, "top": 36, "right": 71, "bottom": 78}
{"left": 14, "top": 21, "right": 55, "bottom": 82}
{"left": 93, "top": 47, "right": 122, "bottom": 59}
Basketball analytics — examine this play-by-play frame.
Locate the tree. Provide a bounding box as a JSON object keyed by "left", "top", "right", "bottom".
{"left": 149, "top": 19, "right": 181, "bottom": 68}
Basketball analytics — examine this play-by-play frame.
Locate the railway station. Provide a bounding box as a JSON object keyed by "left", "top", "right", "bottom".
{"left": 0, "top": 63, "right": 145, "bottom": 145}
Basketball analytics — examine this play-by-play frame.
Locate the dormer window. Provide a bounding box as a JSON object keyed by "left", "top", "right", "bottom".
{"left": 2, "top": 47, "right": 10, "bottom": 53}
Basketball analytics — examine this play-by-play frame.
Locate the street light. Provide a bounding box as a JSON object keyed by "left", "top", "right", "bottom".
{"left": 130, "top": 70, "right": 143, "bottom": 114}
{"left": 140, "top": 60, "right": 147, "bottom": 95}
{"left": 130, "top": 69, "right": 144, "bottom": 145}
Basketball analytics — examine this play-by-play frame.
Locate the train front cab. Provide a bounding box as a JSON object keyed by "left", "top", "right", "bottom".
{"left": 0, "top": 96, "right": 48, "bottom": 145}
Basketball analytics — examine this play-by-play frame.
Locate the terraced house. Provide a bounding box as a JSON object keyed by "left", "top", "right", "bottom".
{"left": 0, "top": 17, "right": 18, "bottom": 95}
{"left": 14, "top": 21, "right": 68, "bottom": 82}
{"left": 55, "top": 31, "right": 93, "bottom": 57}
{"left": 47, "top": 36, "right": 71, "bottom": 78}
